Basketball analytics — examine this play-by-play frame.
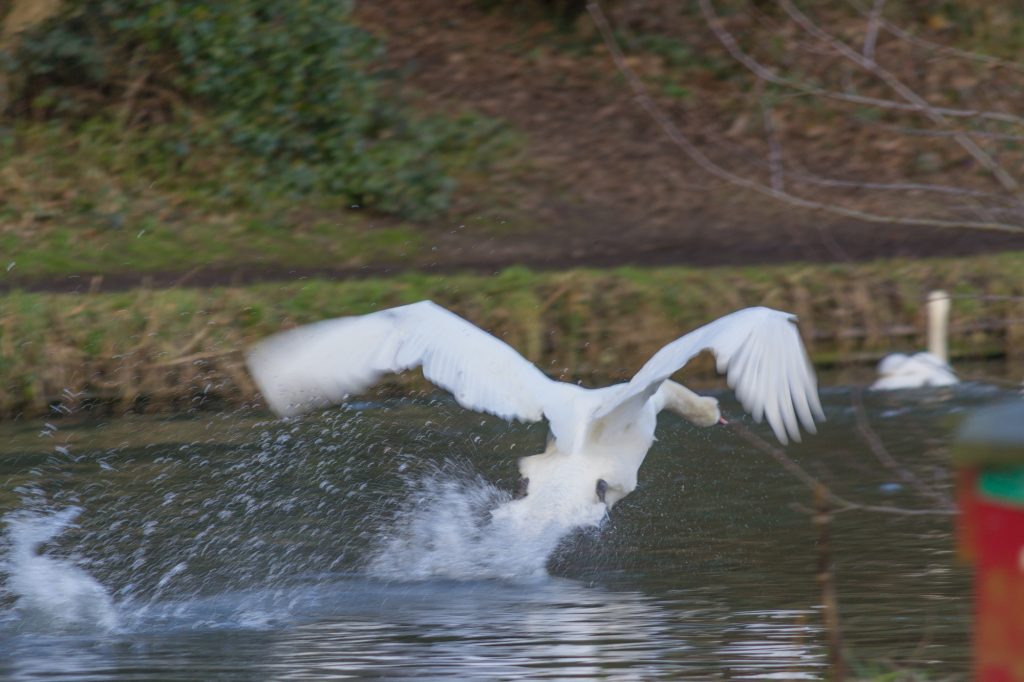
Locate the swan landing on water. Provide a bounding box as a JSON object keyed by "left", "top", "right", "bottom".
{"left": 247, "top": 301, "right": 823, "bottom": 526}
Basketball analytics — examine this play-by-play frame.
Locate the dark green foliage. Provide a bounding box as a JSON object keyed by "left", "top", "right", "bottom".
{"left": 3, "top": 0, "right": 505, "bottom": 218}
{"left": 475, "top": 0, "right": 590, "bottom": 31}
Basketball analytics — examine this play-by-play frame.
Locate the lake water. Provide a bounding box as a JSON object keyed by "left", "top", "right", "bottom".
{"left": 0, "top": 383, "right": 1009, "bottom": 680}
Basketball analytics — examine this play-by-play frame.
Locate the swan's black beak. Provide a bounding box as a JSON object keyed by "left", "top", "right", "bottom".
{"left": 596, "top": 478, "right": 608, "bottom": 504}
{"left": 514, "top": 476, "right": 530, "bottom": 500}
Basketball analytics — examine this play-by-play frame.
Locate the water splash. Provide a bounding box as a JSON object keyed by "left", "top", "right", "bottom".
{"left": 1, "top": 507, "right": 119, "bottom": 632}
{"left": 0, "top": 409, "right": 613, "bottom": 633}
{"left": 366, "top": 460, "right": 607, "bottom": 581}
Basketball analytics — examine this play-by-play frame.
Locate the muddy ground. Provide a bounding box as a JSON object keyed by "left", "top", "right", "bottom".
{"left": 352, "top": 0, "right": 1024, "bottom": 271}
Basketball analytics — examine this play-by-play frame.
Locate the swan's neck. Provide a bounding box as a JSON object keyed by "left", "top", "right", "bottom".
{"left": 926, "top": 292, "right": 950, "bottom": 364}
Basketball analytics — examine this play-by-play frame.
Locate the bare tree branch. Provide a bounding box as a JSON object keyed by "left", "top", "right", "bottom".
{"left": 698, "top": 0, "right": 1024, "bottom": 129}
{"left": 710, "top": 131, "right": 1019, "bottom": 231}
{"left": 777, "top": 0, "right": 1021, "bottom": 196}
{"left": 862, "top": 0, "right": 886, "bottom": 64}
{"left": 587, "top": 1, "right": 1024, "bottom": 233}
{"left": 861, "top": 120, "right": 1024, "bottom": 144}
{"left": 761, "top": 98, "right": 785, "bottom": 192}
{"left": 851, "top": 389, "right": 955, "bottom": 510}
{"left": 699, "top": 0, "right": 1024, "bottom": 230}
{"left": 845, "top": 0, "right": 1024, "bottom": 74}
{"left": 787, "top": 173, "right": 995, "bottom": 198}
{"left": 730, "top": 422, "right": 956, "bottom": 516}
{"left": 707, "top": 130, "right": 1004, "bottom": 200}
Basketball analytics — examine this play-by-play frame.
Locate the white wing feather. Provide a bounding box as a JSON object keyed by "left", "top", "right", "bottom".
{"left": 594, "top": 307, "right": 823, "bottom": 444}
{"left": 247, "top": 300, "right": 558, "bottom": 422}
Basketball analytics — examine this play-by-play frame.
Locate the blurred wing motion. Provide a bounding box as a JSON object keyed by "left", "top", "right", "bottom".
{"left": 247, "top": 301, "right": 557, "bottom": 422}
{"left": 595, "top": 307, "right": 824, "bottom": 444}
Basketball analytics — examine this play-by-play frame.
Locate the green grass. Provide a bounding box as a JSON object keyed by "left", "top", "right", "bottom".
{"left": 0, "top": 119, "right": 444, "bottom": 277}
{"left": 3, "top": 252, "right": 1024, "bottom": 418}
{"left": 0, "top": 101, "right": 529, "bottom": 279}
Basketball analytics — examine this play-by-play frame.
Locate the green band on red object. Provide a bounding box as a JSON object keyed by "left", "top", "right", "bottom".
{"left": 978, "top": 467, "right": 1024, "bottom": 506}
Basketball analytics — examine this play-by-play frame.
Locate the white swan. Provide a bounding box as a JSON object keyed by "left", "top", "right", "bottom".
{"left": 247, "top": 301, "right": 823, "bottom": 518}
{"left": 871, "top": 290, "right": 959, "bottom": 391}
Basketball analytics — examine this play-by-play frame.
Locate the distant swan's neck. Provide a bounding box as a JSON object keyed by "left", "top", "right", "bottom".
{"left": 926, "top": 291, "right": 950, "bottom": 364}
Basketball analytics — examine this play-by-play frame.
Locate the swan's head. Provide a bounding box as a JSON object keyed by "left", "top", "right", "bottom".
{"left": 685, "top": 395, "right": 724, "bottom": 428}
{"left": 925, "top": 290, "right": 952, "bottom": 331}
{"left": 927, "top": 289, "right": 951, "bottom": 307}
{"left": 658, "top": 381, "right": 726, "bottom": 428}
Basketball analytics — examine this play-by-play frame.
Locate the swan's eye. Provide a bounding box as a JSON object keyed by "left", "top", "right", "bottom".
{"left": 595, "top": 479, "right": 608, "bottom": 503}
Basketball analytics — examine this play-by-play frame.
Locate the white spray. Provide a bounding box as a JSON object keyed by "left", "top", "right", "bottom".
{"left": 366, "top": 460, "right": 607, "bottom": 581}
{"left": 1, "top": 507, "right": 119, "bottom": 632}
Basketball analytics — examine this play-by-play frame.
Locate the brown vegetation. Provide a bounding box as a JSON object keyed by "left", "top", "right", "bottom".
{"left": 5, "top": 254, "right": 1023, "bottom": 420}
{"left": 354, "top": 0, "right": 1024, "bottom": 266}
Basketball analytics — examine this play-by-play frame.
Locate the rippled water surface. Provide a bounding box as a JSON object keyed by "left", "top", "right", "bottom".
{"left": 0, "top": 384, "right": 1005, "bottom": 680}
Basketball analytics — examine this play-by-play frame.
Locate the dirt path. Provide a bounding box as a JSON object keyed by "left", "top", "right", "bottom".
{"left": 6, "top": 223, "right": 1024, "bottom": 294}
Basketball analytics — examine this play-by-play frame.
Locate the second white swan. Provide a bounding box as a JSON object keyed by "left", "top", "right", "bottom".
{"left": 872, "top": 290, "right": 959, "bottom": 391}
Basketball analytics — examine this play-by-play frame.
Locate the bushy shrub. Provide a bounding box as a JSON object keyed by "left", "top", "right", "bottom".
{"left": 3, "top": 0, "right": 504, "bottom": 218}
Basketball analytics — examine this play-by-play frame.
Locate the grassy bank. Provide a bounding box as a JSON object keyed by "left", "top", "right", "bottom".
{"left": 1, "top": 1, "right": 522, "bottom": 283}
{"left": 3, "top": 253, "right": 1024, "bottom": 419}
{"left": 0, "top": 116, "right": 519, "bottom": 281}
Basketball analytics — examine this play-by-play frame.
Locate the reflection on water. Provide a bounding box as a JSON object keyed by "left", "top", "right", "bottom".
{"left": 0, "top": 384, "right": 999, "bottom": 679}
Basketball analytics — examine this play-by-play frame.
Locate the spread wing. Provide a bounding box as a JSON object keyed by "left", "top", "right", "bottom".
{"left": 247, "top": 301, "right": 560, "bottom": 424}
{"left": 594, "top": 307, "right": 823, "bottom": 444}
